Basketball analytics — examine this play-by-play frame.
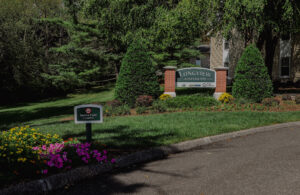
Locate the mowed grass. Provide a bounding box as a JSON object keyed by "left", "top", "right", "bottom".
{"left": 2, "top": 86, "right": 300, "bottom": 150}
{"left": 0, "top": 86, "right": 114, "bottom": 129}
{"left": 36, "top": 111, "right": 300, "bottom": 149}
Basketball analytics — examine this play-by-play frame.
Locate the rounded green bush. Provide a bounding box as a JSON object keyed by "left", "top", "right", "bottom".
{"left": 115, "top": 40, "right": 160, "bottom": 107}
{"left": 232, "top": 45, "right": 273, "bottom": 102}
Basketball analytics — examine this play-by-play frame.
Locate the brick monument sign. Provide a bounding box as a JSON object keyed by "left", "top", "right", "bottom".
{"left": 163, "top": 66, "right": 228, "bottom": 99}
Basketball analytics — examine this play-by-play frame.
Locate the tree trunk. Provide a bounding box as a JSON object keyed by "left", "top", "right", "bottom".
{"left": 264, "top": 29, "right": 278, "bottom": 80}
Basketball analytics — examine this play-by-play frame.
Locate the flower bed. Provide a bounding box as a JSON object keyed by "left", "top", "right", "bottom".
{"left": 0, "top": 126, "right": 115, "bottom": 188}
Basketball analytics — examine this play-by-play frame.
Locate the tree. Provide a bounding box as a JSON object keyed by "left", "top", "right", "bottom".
{"left": 83, "top": 0, "right": 210, "bottom": 74}
{"left": 211, "top": 0, "right": 300, "bottom": 78}
{"left": 115, "top": 40, "right": 160, "bottom": 107}
{"left": 0, "top": 0, "right": 64, "bottom": 103}
{"left": 232, "top": 45, "right": 273, "bottom": 102}
{"left": 148, "top": 0, "right": 210, "bottom": 69}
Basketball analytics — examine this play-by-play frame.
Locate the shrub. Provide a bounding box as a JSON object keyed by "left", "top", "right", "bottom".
{"left": 106, "top": 100, "right": 122, "bottom": 108}
{"left": 115, "top": 40, "right": 160, "bottom": 107}
{"left": 262, "top": 98, "right": 280, "bottom": 107}
{"left": 218, "top": 93, "right": 234, "bottom": 104}
{"left": 295, "top": 95, "right": 300, "bottom": 104}
{"left": 232, "top": 45, "right": 273, "bottom": 102}
{"left": 152, "top": 101, "right": 167, "bottom": 113}
{"left": 114, "top": 105, "right": 131, "bottom": 116}
{"left": 159, "top": 94, "right": 172, "bottom": 101}
{"left": 136, "top": 106, "right": 147, "bottom": 114}
{"left": 163, "top": 95, "right": 219, "bottom": 108}
{"left": 282, "top": 94, "right": 292, "bottom": 101}
{"left": 136, "top": 95, "right": 153, "bottom": 107}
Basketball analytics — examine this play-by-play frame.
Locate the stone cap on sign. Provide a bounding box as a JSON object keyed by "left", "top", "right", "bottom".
{"left": 164, "top": 66, "right": 177, "bottom": 70}
{"left": 214, "top": 67, "right": 229, "bottom": 71}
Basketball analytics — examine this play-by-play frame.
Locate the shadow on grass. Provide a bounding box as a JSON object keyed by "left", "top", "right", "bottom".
{"left": 62, "top": 125, "right": 177, "bottom": 150}
{"left": 0, "top": 105, "right": 74, "bottom": 130}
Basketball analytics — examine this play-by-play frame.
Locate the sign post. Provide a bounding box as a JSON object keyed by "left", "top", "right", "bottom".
{"left": 74, "top": 104, "right": 103, "bottom": 143}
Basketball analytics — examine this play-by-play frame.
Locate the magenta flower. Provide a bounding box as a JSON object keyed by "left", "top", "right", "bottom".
{"left": 42, "top": 169, "right": 48, "bottom": 174}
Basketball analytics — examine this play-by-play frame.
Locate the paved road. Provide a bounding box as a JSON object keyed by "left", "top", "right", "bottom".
{"left": 53, "top": 124, "right": 300, "bottom": 195}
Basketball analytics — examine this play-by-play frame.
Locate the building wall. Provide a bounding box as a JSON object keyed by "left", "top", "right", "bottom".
{"left": 210, "top": 32, "right": 300, "bottom": 84}
{"left": 210, "top": 36, "right": 223, "bottom": 69}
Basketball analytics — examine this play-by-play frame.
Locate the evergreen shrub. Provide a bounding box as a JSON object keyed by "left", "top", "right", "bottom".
{"left": 232, "top": 45, "right": 273, "bottom": 102}
{"left": 115, "top": 40, "right": 160, "bottom": 107}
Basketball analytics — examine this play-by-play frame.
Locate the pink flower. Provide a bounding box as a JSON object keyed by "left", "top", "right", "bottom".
{"left": 111, "top": 159, "right": 116, "bottom": 163}
{"left": 42, "top": 145, "right": 47, "bottom": 150}
{"left": 42, "top": 169, "right": 48, "bottom": 174}
{"left": 32, "top": 146, "right": 39, "bottom": 151}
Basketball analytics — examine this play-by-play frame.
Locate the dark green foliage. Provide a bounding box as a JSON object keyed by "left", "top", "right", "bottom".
{"left": 162, "top": 95, "right": 219, "bottom": 108}
{"left": 232, "top": 45, "right": 273, "bottom": 102}
{"left": 151, "top": 101, "right": 167, "bottom": 113}
{"left": 136, "top": 106, "right": 148, "bottom": 115}
{"left": 115, "top": 40, "right": 160, "bottom": 106}
{"left": 136, "top": 95, "right": 154, "bottom": 107}
{"left": 103, "top": 104, "right": 131, "bottom": 116}
{"left": 175, "top": 88, "right": 215, "bottom": 96}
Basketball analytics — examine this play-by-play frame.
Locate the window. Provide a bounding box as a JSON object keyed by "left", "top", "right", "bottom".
{"left": 279, "top": 35, "right": 291, "bottom": 78}
{"left": 280, "top": 57, "right": 290, "bottom": 77}
{"left": 224, "top": 40, "right": 229, "bottom": 50}
{"left": 195, "top": 59, "right": 201, "bottom": 66}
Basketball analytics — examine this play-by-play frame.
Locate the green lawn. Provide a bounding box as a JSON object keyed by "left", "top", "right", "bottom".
{"left": 0, "top": 86, "right": 114, "bottom": 130}
{"left": 2, "top": 87, "right": 300, "bottom": 151}
{"left": 36, "top": 111, "right": 300, "bottom": 149}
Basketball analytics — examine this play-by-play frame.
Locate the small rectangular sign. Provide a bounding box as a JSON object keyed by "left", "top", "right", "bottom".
{"left": 74, "top": 104, "right": 103, "bottom": 124}
{"left": 176, "top": 68, "right": 216, "bottom": 88}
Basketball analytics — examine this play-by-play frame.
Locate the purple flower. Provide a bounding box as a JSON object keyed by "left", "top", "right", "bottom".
{"left": 111, "top": 158, "right": 116, "bottom": 163}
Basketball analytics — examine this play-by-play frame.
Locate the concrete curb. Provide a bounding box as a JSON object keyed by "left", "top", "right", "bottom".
{"left": 1, "top": 121, "right": 300, "bottom": 195}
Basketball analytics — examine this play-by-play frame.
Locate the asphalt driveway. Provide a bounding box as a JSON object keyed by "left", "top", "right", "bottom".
{"left": 53, "top": 123, "right": 300, "bottom": 195}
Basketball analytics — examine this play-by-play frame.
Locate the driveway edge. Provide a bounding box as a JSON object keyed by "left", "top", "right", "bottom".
{"left": 1, "top": 121, "right": 300, "bottom": 195}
